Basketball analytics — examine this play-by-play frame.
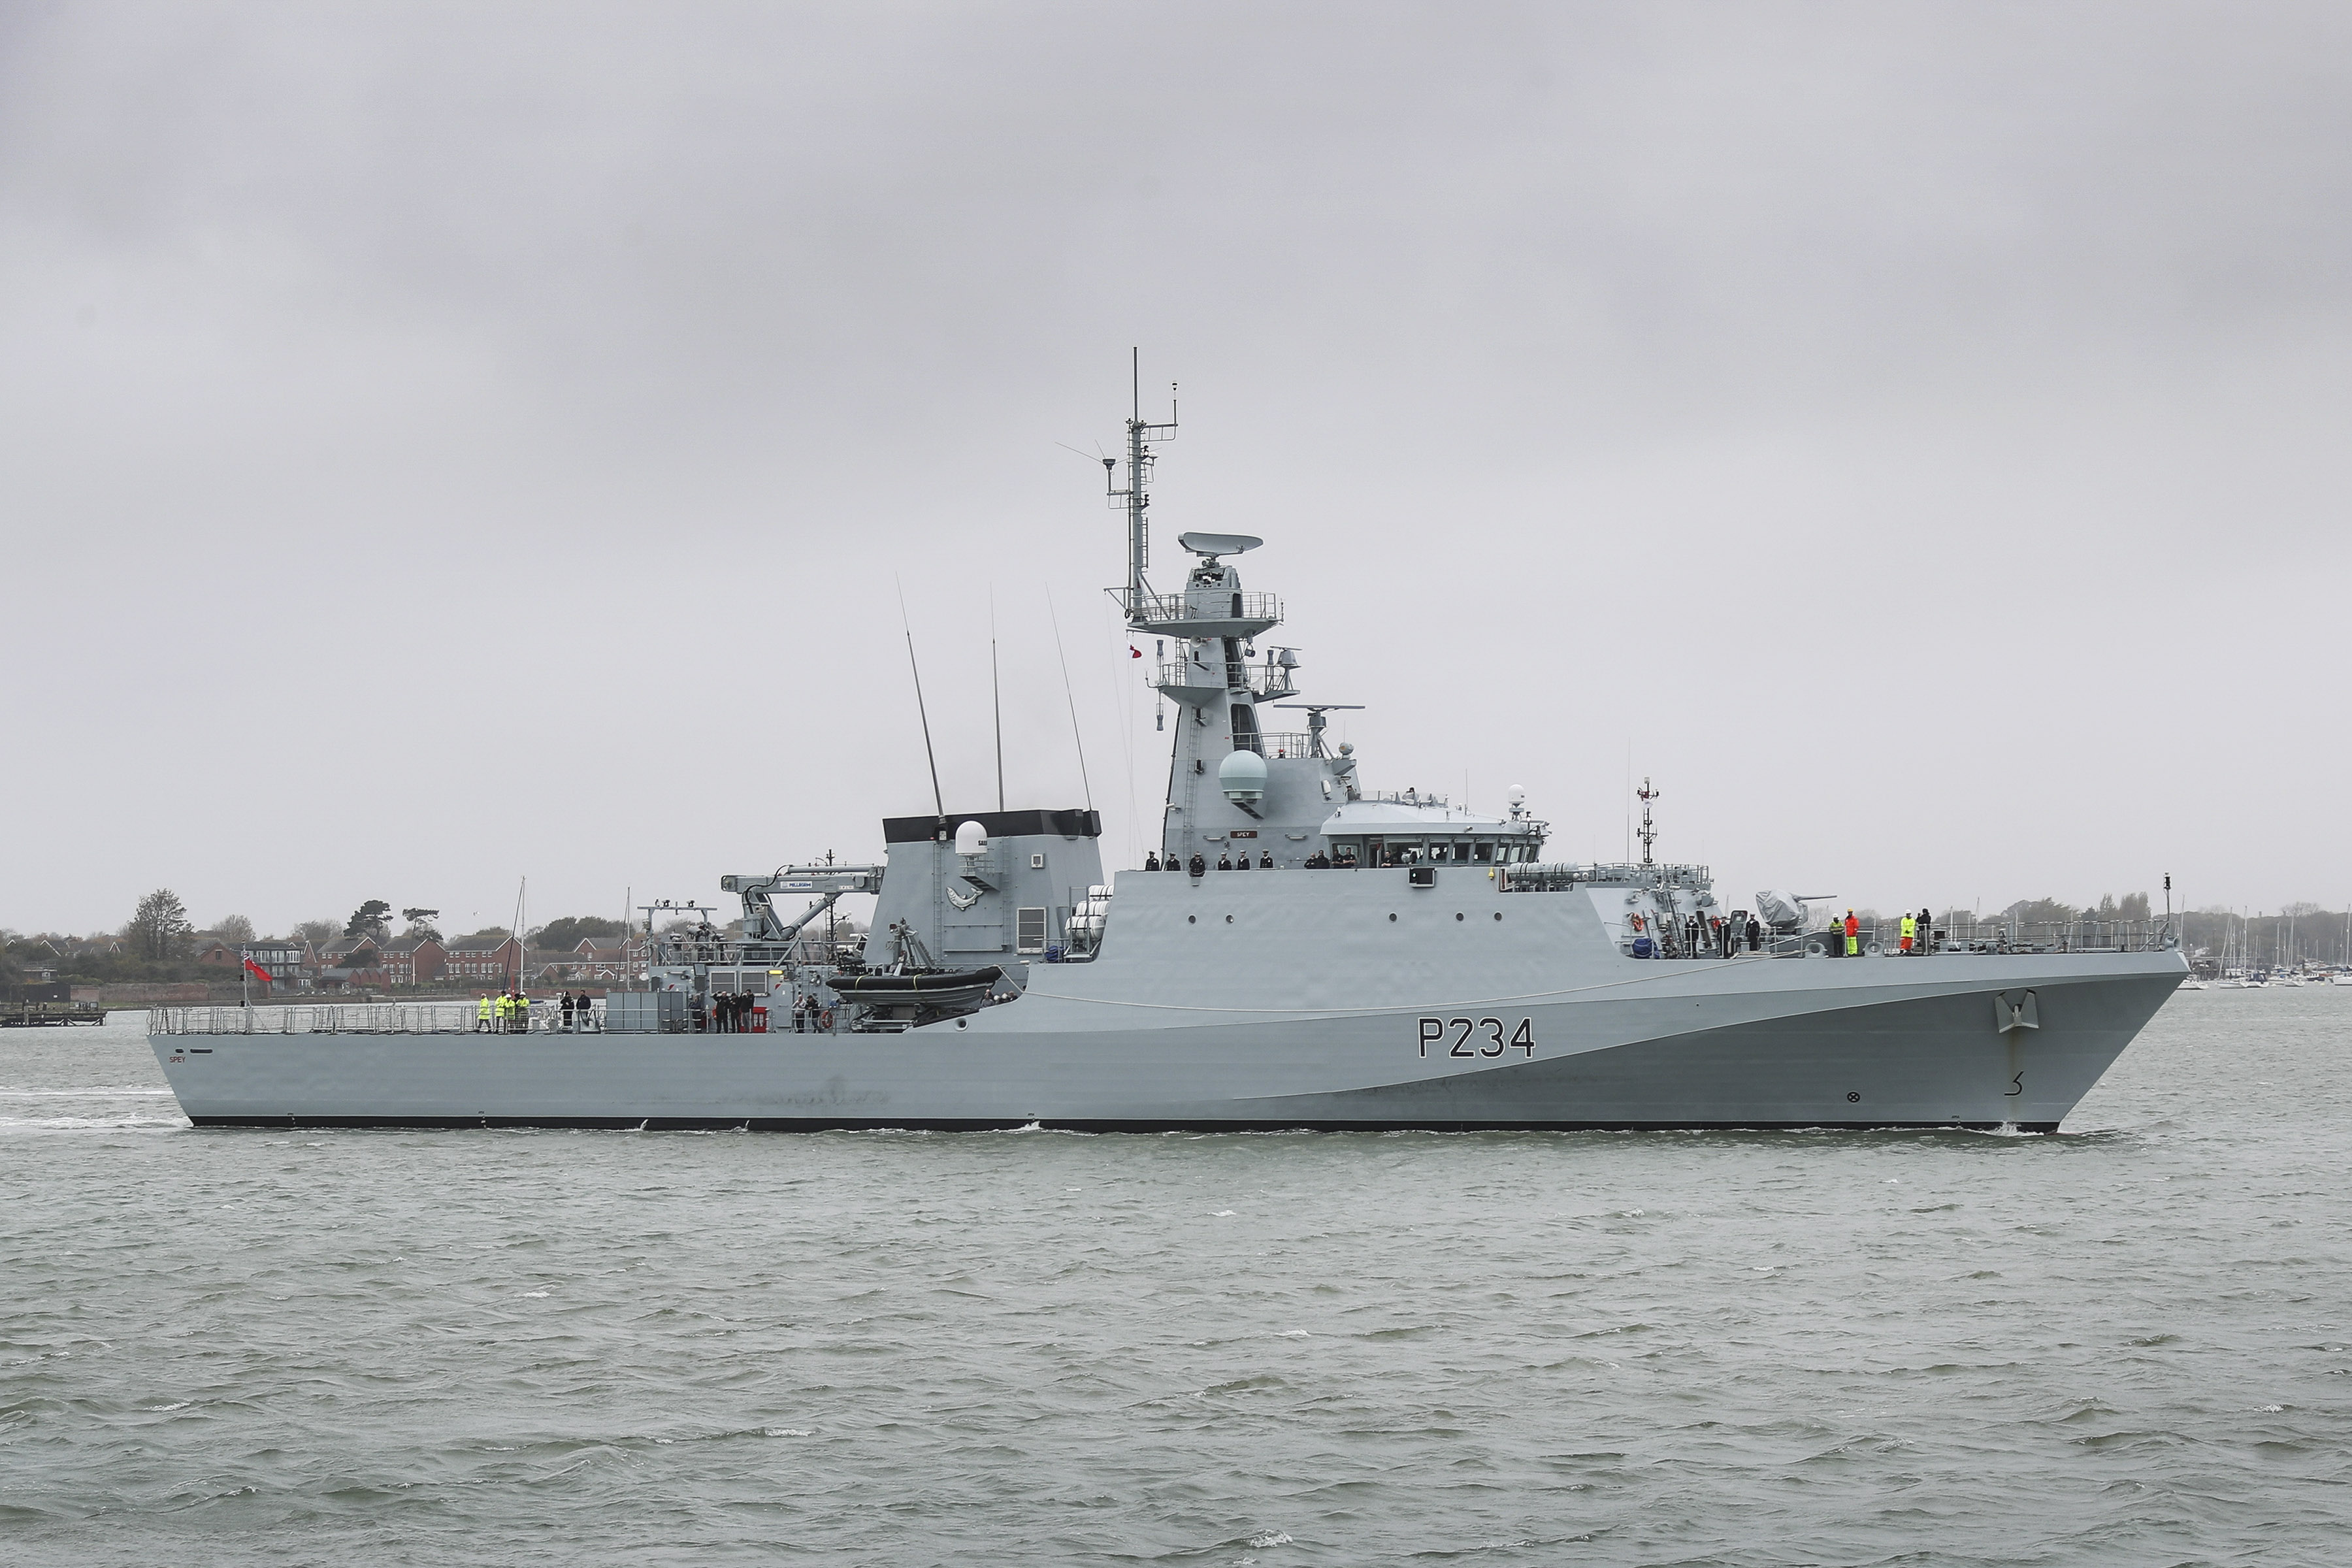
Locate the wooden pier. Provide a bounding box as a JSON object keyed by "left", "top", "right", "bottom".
{"left": 1, "top": 1000, "right": 110, "bottom": 1028}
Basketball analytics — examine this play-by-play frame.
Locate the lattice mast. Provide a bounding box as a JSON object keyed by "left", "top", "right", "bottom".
{"left": 1104, "top": 347, "right": 1177, "bottom": 618}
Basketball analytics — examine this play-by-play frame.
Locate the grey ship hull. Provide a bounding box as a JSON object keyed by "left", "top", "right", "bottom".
{"left": 152, "top": 871, "right": 2184, "bottom": 1133}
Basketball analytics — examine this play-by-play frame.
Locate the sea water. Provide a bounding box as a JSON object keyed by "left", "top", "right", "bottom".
{"left": 3, "top": 990, "right": 2347, "bottom": 1565}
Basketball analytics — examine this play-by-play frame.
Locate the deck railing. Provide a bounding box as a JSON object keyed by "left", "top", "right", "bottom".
{"left": 151, "top": 1004, "right": 608, "bottom": 1036}
{"left": 1502, "top": 861, "right": 1716, "bottom": 889}
{"left": 1122, "top": 589, "right": 1282, "bottom": 627}
{"left": 1153, "top": 660, "right": 1299, "bottom": 705}
{"left": 1629, "top": 918, "right": 2178, "bottom": 960}
{"left": 1920, "top": 917, "right": 2178, "bottom": 955}
{"left": 1495, "top": 868, "right": 2178, "bottom": 957}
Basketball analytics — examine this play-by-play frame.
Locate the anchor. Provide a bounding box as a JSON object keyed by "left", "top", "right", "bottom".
{"left": 1993, "top": 990, "right": 2040, "bottom": 1033}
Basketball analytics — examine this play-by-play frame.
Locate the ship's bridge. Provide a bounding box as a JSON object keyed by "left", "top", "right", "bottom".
{"left": 1315, "top": 798, "right": 1549, "bottom": 867}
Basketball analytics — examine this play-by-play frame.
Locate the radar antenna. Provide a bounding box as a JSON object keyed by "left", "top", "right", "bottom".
{"left": 1636, "top": 777, "right": 1661, "bottom": 868}
{"left": 1273, "top": 703, "right": 1364, "bottom": 759}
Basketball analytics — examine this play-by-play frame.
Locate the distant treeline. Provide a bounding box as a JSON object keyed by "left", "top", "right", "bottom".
{"left": 1, "top": 889, "right": 649, "bottom": 988}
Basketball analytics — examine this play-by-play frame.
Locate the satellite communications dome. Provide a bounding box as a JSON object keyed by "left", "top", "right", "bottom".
{"left": 955, "top": 821, "right": 988, "bottom": 858}
{"left": 1217, "top": 749, "right": 1268, "bottom": 806}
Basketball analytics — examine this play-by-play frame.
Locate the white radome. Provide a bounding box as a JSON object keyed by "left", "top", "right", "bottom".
{"left": 1218, "top": 749, "right": 1268, "bottom": 804}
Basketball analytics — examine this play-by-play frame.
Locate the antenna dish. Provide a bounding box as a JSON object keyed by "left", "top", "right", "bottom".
{"left": 1177, "top": 532, "right": 1262, "bottom": 559}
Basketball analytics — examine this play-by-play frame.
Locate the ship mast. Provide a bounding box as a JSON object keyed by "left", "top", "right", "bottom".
{"left": 1637, "top": 777, "right": 1661, "bottom": 868}
{"left": 1106, "top": 347, "right": 1177, "bottom": 619}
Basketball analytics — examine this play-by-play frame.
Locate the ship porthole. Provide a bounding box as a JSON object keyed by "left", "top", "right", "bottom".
{"left": 956, "top": 1019, "right": 968, "bottom": 1029}
{"left": 1188, "top": 915, "right": 1197, "bottom": 924}
{"left": 1225, "top": 915, "right": 1233, "bottom": 924}
{"left": 1388, "top": 913, "right": 1397, "bottom": 922}
{"left": 1454, "top": 913, "right": 1463, "bottom": 921}
{"left": 1846, "top": 1091, "right": 1860, "bottom": 1103}
{"left": 1493, "top": 913, "right": 1502, "bottom": 921}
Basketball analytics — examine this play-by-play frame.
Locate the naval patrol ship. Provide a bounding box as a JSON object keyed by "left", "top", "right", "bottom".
{"left": 151, "top": 383, "right": 2186, "bottom": 1132}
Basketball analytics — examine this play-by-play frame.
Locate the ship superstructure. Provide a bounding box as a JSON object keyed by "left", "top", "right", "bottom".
{"left": 149, "top": 370, "right": 2187, "bottom": 1132}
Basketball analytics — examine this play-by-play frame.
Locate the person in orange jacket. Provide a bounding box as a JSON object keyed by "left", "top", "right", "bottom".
{"left": 1844, "top": 909, "right": 1861, "bottom": 958}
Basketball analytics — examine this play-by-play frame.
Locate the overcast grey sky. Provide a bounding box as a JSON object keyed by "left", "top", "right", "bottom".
{"left": 4, "top": 1, "right": 2347, "bottom": 937}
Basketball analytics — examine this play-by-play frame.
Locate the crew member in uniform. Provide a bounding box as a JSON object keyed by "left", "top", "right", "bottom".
{"left": 1899, "top": 911, "right": 1917, "bottom": 954}
{"left": 476, "top": 993, "right": 493, "bottom": 1032}
{"left": 1843, "top": 911, "right": 1860, "bottom": 958}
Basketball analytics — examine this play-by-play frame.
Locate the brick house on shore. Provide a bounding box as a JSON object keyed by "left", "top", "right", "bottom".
{"left": 568, "top": 935, "right": 651, "bottom": 981}
{"left": 317, "top": 936, "right": 380, "bottom": 970}
{"left": 314, "top": 935, "right": 385, "bottom": 990}
{"left": 444, "top": 934, "right": 523, "bottom": 985}
{"left": 228, "top": 939, "right": 315, "bottom": 990}
{"left": 377, "top": 937, "right": 448, "bottom": 987}
{"left": 190, "top": 938, "right": 319, "bottom": 988}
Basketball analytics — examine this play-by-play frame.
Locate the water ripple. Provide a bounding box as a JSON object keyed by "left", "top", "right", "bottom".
{"left": 1, "top": 994, "right": 2349, "bottom": 1563}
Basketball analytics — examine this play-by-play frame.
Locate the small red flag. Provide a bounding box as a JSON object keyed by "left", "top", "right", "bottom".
{"left": 242, "top": 957, "right": 272, "bottom": 985}
{"left": 1129, "top": 645, "right": 1143, "bottom": 659}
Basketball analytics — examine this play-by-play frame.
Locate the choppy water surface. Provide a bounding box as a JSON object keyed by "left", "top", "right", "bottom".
{"left": 5, "top": 992, "right": 2349, "bottom": 1565}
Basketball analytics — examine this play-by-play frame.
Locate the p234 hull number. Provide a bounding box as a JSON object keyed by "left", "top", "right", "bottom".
{"left": 1418, "top": 1017, "right": 1536, "bottom": 1058}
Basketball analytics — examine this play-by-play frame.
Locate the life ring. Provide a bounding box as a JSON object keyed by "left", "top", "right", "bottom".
{"left": 1629, "top": 913, "right": 1645, "bottom": 932}
{"left": 817, "top": 1009, "right": 834, "bottom": 1032}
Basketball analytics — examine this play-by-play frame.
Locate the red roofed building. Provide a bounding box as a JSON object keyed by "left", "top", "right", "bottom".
{"left": 444, "top": 934, "right": 522, "bottom": 984}
{"left": 377, "top": 937, "right": 448, "bottom": 986}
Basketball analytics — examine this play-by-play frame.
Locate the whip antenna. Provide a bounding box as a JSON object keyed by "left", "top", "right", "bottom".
{"left": 1045, "top": 586, "right": 1094, "bottom": 811}
{"left": 990, "top": 588, "right": 1005, "bottom": 811}
{"left": 894, "top": 578, "right": 947, "bottom": 823}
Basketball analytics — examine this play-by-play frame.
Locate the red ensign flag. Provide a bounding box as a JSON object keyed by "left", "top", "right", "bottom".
{"left": 242, "top": 958, "right": 272, "bottom": 984}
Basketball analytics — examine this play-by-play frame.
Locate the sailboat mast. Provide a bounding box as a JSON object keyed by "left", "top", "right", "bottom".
{"left": 510, "top": 877, "right": 526, "bottom": 994}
